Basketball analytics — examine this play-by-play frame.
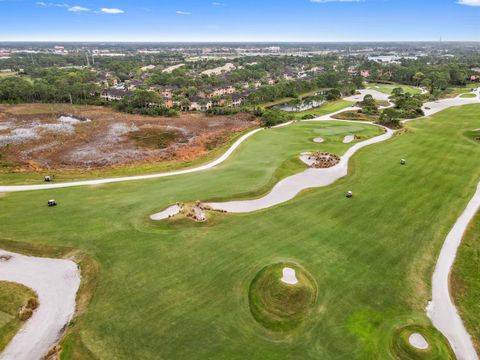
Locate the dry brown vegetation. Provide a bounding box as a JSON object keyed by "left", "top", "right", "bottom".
{"left": 0, "top": 104, "right": 257, "bottom": 172}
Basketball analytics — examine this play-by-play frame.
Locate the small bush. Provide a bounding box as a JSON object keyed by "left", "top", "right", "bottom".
{"left": 27, "top": 297, "right": 39, "bottom": 310}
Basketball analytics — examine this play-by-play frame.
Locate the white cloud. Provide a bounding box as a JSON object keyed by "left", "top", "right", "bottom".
{"left": 36, "top": 2, "right": 69, "bottom": 7}
{"left": 212, "top": 2, "right": 225, "bottom": 6}
{"left": 100, "top": 7, "right": 124, "bottom": 14}
{"left": 68, "top": 5, "right": 89, "bottom": 12}
{"left": 457, "top": 0, "right": 480, "bottom": 6}
{"left": 176, "top": 10, "right": 192, "bottom": 15}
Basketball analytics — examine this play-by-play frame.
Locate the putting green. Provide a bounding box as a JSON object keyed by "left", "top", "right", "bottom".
{"left": 1, "top": 106, "right": 480, "bottom": 359}
{"left": 313, "top": 125, "right": 368, "bottom": 136}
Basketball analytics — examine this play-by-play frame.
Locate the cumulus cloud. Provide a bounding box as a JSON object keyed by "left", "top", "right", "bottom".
{"left": 457, "top": 0, "right": 480, "bottom": 5}
{"left": 68, "top": 5, "right": 89, "bottom": 12}
{"left": 100, "top": 7, "right": 124, "bottom": 14}
{"left": 176, "top": 10, "right": 192, "bottom": 15}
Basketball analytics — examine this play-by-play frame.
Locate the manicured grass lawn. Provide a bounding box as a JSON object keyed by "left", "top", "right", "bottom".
{"left": 291, "top": 100, "right": 354, "bottom": 119}
{"left": 451, "top": 210, "right": 480, "bottom": 354}
{"left": 0, "top": 282, "right": 36, "bottom": 352}
{"left": 1, "top": 106, "right": 480, "bottom": 359}
{"left": 367, "top": 83, "right": 422, "bottom": 95}
{"left": 460, "top": 93, "right": 477, "bottom": 98}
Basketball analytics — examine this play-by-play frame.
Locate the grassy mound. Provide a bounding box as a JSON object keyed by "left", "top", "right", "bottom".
{"left": 248, "top": 263, "right": 317, "bottom": 332}
{"left": 389, "top": 325, "right": 455, "bottom": 359}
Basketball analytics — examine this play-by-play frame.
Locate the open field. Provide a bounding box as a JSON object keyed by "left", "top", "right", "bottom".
{"left": 452, "top": 210, "right": 480, "bottom": 354}
{"left": 366, "top": 83, "right": 422, "bottom": 95}
{"left": 1, "top": 105, "right": 480, "bottom": 359}
{"left": 0, "top": 282, "right": 36, "bottom": 352}
{"left": 0, "top": 104, "right": 256, "bottom": 182}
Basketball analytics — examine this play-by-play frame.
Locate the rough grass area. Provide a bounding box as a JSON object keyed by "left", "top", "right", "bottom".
{"left": 0, "top": 282, "right": 37, "bottom": 352}
{"left": 451, "top": 210, "right": 480, "bottom": 354}
{"left": 129, "top": 127, "right": 186, "bottom": 149}
{"left": 0, "top": 106, "right": 480, "bottom": 359}
{"left": 248, "top": 263, "right": 317, "bottom": 332}
{"left": 332, "top": 110, "right": 380, "bottom": 122}
{"left": 0, "top": 103, "right": 256, "bottom": 176}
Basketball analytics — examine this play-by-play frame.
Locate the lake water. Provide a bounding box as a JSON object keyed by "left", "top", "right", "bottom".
{"left": 275, "top": 99, "right": 325, "bottom": 112}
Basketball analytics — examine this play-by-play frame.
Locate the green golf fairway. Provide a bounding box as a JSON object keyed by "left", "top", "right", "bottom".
{"left": 1, "top": 105, "right": 479, "bottom": 359}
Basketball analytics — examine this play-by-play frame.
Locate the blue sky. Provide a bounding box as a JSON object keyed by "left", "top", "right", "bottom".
{"left": 0, "top": 0, "right": 479, "bottom": 42}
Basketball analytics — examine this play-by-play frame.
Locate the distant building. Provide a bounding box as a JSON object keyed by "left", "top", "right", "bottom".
{"left": 187, "top": 96, "right": 212, "bottom": 111}
{"left": 101, "top": 89, "right": 128, "bottom": 101}
{"left": 360, "top": 70, "right": 370, "bottom": 78}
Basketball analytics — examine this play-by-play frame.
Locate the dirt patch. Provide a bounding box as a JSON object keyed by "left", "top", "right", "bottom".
{"left": 0, "top": 104, "right": 257, "bottom": 171}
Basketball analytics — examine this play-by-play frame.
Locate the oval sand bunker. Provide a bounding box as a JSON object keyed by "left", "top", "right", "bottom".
{"left": 150, "top": 204, "right": 182, "bottom": 220}
{"left": 343, "top": 135, "right": 355, "bottom": 144}
{"left": 281, "top": 267, "right": 298, "bottom": 285}
{"left": 313, "top": 137, "right": 324, "bottom": 143}
{"left": 409, "top": 333, "right": 429, "bottom": 350}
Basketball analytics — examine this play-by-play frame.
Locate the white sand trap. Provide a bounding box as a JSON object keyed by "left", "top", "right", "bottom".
{"left": 0, "top": 250, "right": 80, "bottom": 360}
{"left": 343, "top": 135, "right": 355, "bottom": 144}
{"left": 299, "top": 152, "right": 316, "bottom": 166}
{"left": 426, "top": 182, "right": 480, "bottom": 360}
{"left": 313, "top": 137, "right": 324, "bottom": 143}
{"left": 281, "top": 267, "right": 298, "bottom": 285}
{"left": 150, "top": 204, "right": 183, "bottom": 220}
{"left": 409, "top": 333, "right": 429, "bottom": 350}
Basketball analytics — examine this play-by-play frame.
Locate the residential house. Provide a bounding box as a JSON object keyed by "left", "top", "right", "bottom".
{"left": 101, "top": 89, "right": 128, "bottom": 101}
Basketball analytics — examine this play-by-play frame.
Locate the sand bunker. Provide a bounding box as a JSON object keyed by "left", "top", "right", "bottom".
{"left": 150, "top": 204, "right": 183, "bottom": 221}
{"left": 343, "top": 135, "right": 355, "bottom": 144}
{"left": 0, "top": 250, "right": 80, "bottom": 360}
{"left": 313, "top": 137, "right": 324, "bottom": 143}
{"left": 409, "top": 333, "right": 429, "bottom": 350}
{"left": 281, "top": 267, "right": 298, "bottom": 285}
